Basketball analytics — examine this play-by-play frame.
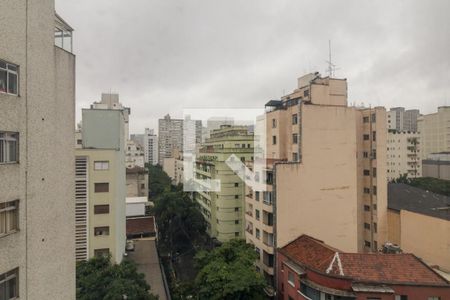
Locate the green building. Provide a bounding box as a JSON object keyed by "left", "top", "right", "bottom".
{"left": 195, "top": 125, "right": 254, "bottom": 242}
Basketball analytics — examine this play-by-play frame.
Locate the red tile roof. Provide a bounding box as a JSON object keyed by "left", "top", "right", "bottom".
{"left": 279, "top": 235, "right": 449, "bottom": 286}
{"left": 126, "top": 216, "right": 155, "bottom": 236}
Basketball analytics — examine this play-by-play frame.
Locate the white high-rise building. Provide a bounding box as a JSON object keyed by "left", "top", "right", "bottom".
{"left": 387, "top": 131, "right": 421, "bottom": 181}
{"left": 144, "top": 128, "right": 158, "bottom": 166}
{"left": 387, "top": 107, "right": 420, "bottom": 132}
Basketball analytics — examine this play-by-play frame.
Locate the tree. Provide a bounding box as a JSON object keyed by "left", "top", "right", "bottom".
{"left": 76, "top": 255, "right": 158, "bottom": 300}
{"left": 152, "top": 190, "right": 207, "bottom": 254}
{"left": 148, "top": 164, "right": 174, "bottom": 198}
{"left": 193, "top": 239, "right": 266, "bottom": 300}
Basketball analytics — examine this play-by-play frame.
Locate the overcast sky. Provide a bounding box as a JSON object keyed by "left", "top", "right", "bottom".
{"left": 56, "top": 0, "right": 450, "bottom": 134}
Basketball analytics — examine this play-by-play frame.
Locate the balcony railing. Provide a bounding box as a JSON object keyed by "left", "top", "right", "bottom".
{"left": 246, "top": 211, "right": 253, "bottom": 217}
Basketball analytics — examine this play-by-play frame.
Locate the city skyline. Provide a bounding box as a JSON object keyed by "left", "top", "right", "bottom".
{"left": 56, "top": 0, "right": 450, "bottom": 133}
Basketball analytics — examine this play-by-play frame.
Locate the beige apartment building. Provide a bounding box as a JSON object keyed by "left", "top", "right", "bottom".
{"left": 126, "top": 166, "right": 149, "bottom": 198}
{"left": 163, "top": 149, "right": 184, "bottom": 185}
{"left": 0, "top": 1, "right": 76, "bottom": 299}
{"left": 195, "top": 125, "right": 254, "bottom": 242}
{"left": 245, "top": 73, "right": 388, "bottom": 290}
{"left": 418, "top": 106, "right": 450, "bottom": 159}
{"left": 388, "top": 183, "right": 450, "bottom": 272}
{"left": 75, "top": 107, "right": 127, "bottom": 264}
{"left": 387, "top": 131, "right": 421, "bottom": 181}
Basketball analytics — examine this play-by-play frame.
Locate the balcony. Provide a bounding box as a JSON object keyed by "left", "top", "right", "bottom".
{"left": 246, "top": 210, "right": 253, "bottom": 217}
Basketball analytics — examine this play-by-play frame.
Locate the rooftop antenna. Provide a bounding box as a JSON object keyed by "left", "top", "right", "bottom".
{"left": 325, "top": 40, "right": 338, "bottom": 77}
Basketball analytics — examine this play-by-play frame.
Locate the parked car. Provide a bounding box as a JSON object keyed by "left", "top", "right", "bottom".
{"left": 126, "top": 240, "right": 135, "bottom": 251}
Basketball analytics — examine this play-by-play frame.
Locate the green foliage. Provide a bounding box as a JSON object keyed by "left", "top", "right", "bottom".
{"left": 392, "top": 174, "right": 450, "bottom": 196}
{"left": 76, "top": 255, "right": 158, "bottom": 300}
{"left": 152, "top": 190, "right": 207, "bottom": 253}
{"left": 194, "top": 239, "right": 266, "bottom": 300}
{"left": 148, "top": 164, "right": 174, "bottom": 198}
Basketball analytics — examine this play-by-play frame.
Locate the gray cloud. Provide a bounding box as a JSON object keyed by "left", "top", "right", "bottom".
{"left": 55, "top": 0, "right": 450, "bottom": 133}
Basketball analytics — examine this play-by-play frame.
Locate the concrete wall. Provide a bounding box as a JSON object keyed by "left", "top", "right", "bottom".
{"left": 422, "top": 160, "right": 450, "bottom": 180}
{"left": 400, "top": 210, "right": 450, "bottom": 272}
{"left": 276, "top": 104, "right": 359, "bottom": 252}
{"left": 82, "top": 109, "right": 124, "bottom": 150}
{"left": 0, "top": 0, "right": 76, "bottom": 298}
{"left": 387, "top": 209, "right": 401, "bottom": 245}
{"left": 418, "top": 106, "right": 450, "bottom": 159}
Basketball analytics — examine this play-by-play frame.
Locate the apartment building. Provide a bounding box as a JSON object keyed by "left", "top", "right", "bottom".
{"left": 388, "top": 183, "right": 450, "bottom": 272}
{"left": 163, "top": 150, "right": 185, "bottom": 186}
{"left": 158, "top": 114, "right": 201, "bottom": 166}
{"left": 195, "top": 125, "right": 254, "bottom": 242}
{"left": 0, "top": 1, "right": 75, "bottom": 299}
{"left": 387, "top": 107, "right": 421, "bottom": 132}
{"left": 131, "top": 128, "right": 159, "bottom": 166}
{"left": 418, "top": 106, "right": 450, "bottom": 159}
{"left": 75, "top": 108, "right": 126, "bottom": 264}
{"left": 277, "top": 234, "right": 450, "bottom": 300}
{"left": 245, "top": 73, "right": 388, "bottom": 291}
{"left": 126, "top": 166, "right": 149, "bottom": 198}
{"left": 387, "top": 131, "right": 421, "bottom": 181}
{"left": 125, "top": 139, "right": 145, "bottom": 168}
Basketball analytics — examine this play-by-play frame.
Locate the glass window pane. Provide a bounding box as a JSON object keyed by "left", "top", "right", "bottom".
{"left": 8, "top": 140, "right": 16, "bottom": 162}
{"left": 7, "top": 275, "right": 17, "bottom": 299}
{"left": 7, "top": 64, "right": 17, "bottom": 72}
{"left": 0, "top": 211, "right": 5, "bottom": 234}
{"left": 54, "top": 29, "right": 63, "bottom": 48}
{"left": 0, "top": 140, "right": 4, "bottom": 163}
{"left": 0, "top": 281, "right": 5, "bottom": 300}
{"left": 8, "top": 73, "right": 17, "bottom": 95}
{"left": 0, "top": 70, "right": 6, "bottom": 93}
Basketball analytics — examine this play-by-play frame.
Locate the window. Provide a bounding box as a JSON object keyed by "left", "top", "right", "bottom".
{"left": 140, "top": 183, "right": 145, "bottom": 189}
{"left": 303, "top": 89, "right": 309, "bottom": 97}
{"left": 364, "top": 187, "right": 371, "bottom": 194}
{"left": 372, "top": 167, "right": 377, "bottom": 178}
{"left": 0, "top": 200, "right": 19, "bottom": 237}
{"left": 94, "top": 161, "right": 109, "bottom": 170}
{"left": 364, "top": 205, "right": 370, "bottom": 211}
{"left": 364, "top": 240, "right": 371, "bottom": 248}
{"left": 94, "top": 248, "right": 110, "bottom": 257}
{"left": 363, "top": 116, "right": 369, "bottom": 123}
{"left": 94, "top": 205, "right": 109, "bottom": 214}
{"left": 234, "top": 183, "right": 239, "bottom": 187}
{"left": 373, "top": 131, "right": 376, "bottom": 141}
{"left": 292, "top": 114, "right": 298, "bottom": 125}
{"left": 235, "top": 232, "right": 239, "bottom": 237}
{"left": 234, "top": 207, "right": 239, "bottom": 212}
{"left": 0, "top": 132, "right": 18, "bottom": 163}
{"left": 373, "top": 222, "right": 377, "bottom": 233}
{"left": 94, "top": 226, "right": 110, "bottom": 236}
{"left": 272, "top": 119, "right": 276, "bottom": 128}
{"left": 292, "top": 152, "right": 298, "bottom": 161}
{"left": 255, "top": 191, "right": 260, "bottom": 201}
{"left": 0, "top": 268, "right": 18, "bottom": 300}
{"left": 371, "top": 113, "right": 376, "bottom": 122}
{"left": 0, "top": 59, "right": 18, "bottom": 95}
{"left": 363, "top": 134, "right": 370, "bottom": 140}
{"left": 287, "top": 271, "right": 295, "bottom": 286}
{"left": 373, "top": 185, "right": 377, "bottom": 195}
{"left": 234, "top": 195, "right": 239, "bottom": 199}
{"left": 292, "top": 133, "right": 298, "bottom": 144}
{"left": 94, "top": 183, "right": 109, "bottom": 193}
{"left": 363, "top": 151, "right": 368, "bottom": 158}
{"left": 272, "top": 136, "right": 277, "bottom": 145}
{"left": 363, "top": 169, "right": 370, "bottom": 176}
{"left": 255, "top": 209, "right": 260, "bottom": 220}
{"left": 364, "top": 223, "right": 370, "bottom": 230}
{"left": 235, "top": 220, "right": 239, "bottom": 224}
{"left": 395, "top": 296, "right": 408, "bottom": 300}
{"left": 255, "top": 228, "right": 260, "bottom": 239}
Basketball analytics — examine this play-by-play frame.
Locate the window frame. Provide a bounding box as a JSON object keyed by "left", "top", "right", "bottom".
{"left": 0, "top": 200, "right": 19, "bottom": 237}
{"left": 94, "top": 226, "right": 110, "bottom": 236}
{"left": 94, "top": 161, "right": 109, "bottom": 170}
{"left": 0, "top": 132, "right": 19, "bottom": 164}
{"left": 0, "top": 59, "right": 19, "bottom": 96}
{"left": 94, "top": 204, "right": 110, "bottom": 214}
{"left": 94, "top": 182, "right": 109, "bottom": 193}
{"left": 0, "top": 268, "right": 19, "bottom": 300}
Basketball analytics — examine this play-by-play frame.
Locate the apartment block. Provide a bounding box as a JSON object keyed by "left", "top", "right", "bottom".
{"left": 0, "top": 1, "right": 75, "bottom": 299}
{"left": 195, "top": 125, "right": 254, "bottom": 242}
{"left": 145, "top": 128, "right": 158, "bottom": 166}
{"left": 75, "top": 108, "right": 126, "bottom": 264}
{"left": 125, "top": 139, "right": 145, "bottom": 168}
{"left": 387, "top": 107, "right": 421, "bottom": 132}
{"left": 387, "top": 131, "right": 421, "bottom": 181}
{"left": 158, "top": 114, "right": 201, "bottom": 166}
{"left": 388, "top": 183, "right": 450, "bottom": 272}
{"left": 126, "top": 166, "right": 149, "bottom": 198}
{"left": 418, "top": 106, "right": 450, "bottom": 159}
{"left": 163, "top": 149, "right": 184, "bottom": 185}
{"left": 245, "top": 73, "right": 388, "bottom": 291}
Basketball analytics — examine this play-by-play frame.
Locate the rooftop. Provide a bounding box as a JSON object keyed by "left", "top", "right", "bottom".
{"left": 388, "top": 183, "right": 450, "bottom": 221}
{"left": 279, "top": 235, "right": 449, "bottom": 286}
{"left": 126, "top": 166, "right": 148, "bottom": 174}
{"left": 126, "top": 216, "right": 156, "bottom": 236}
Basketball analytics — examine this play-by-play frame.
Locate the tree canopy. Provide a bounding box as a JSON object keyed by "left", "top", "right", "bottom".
{"left": 148, "top": 164, "right": 174, "bottom": 198}
{"left": 392, "top": 174, "right": 450, "bottom": 196}
{"left": 76, "top": 255, "right": 158, "bottom": 300}
{"left": 194, "top": 239, "right": 266, "bottom": 300}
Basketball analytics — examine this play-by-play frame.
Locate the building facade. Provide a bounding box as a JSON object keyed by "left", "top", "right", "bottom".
{"left": 387, "top": 107, "right": 420, "bottom": 132}
{"left": 0, "top": 2, "right": 76, "bottom": 299}
{"left": 422, "top": 152, "right": 450, "bottom": 180}
{"left": 163, "top": 150, "right": 184, "bottom": 185}
{"left": 387, "top": 131, "right": 421, "bottom": 181}
{"left": 144, "top": 128, "right": 158, "bottom": 166}
{"left": 418, "top": 106, "right": 450, "bottom": 159}
{"left": 245, "top": 73, "right": 388, "bottom": 291}
{"left": 195, "top": 125, "right": 254, "bottom": 242}
{"left": 277, "top": 235, "right": 450, "bottom": 300}
{"left": 126, "top": 166, "right": 149, "bottom": 198}
{"left": 75, "top": 107, "right": 127, "bottom": 264}
{"left": 158, "top": 114, "right": 201, "bottom": 166}
{"left": 125, "top": 139, "right": 145, "bottom": 169}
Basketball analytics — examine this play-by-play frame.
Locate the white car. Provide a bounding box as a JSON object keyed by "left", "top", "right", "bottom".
{"left": 126, "top": 240, "right": 135, "bottom": 251}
